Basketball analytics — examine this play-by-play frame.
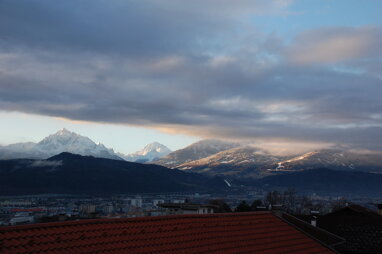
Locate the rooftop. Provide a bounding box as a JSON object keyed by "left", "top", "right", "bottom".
{"left": 0, "top": 212, "right": 334, "bottom": 254}
{"left": 318, "top": 205, "right": 382, "bottom": 253}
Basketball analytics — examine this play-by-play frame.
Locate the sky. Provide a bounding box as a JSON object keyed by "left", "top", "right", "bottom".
{"left": 0, "top": 0, "right": 381, "bottom": 154}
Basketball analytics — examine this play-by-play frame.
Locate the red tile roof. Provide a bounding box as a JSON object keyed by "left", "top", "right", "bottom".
{"left": 0, "top": 212, "right": 334, "bottom": 254}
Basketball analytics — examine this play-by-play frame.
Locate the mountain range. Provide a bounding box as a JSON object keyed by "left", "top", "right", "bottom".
{"left": 1, "top": 152, "right": 381, "bottom": 196}
{"left": 0, "top": 129, "right": 122, "bottom": 160}
{"left": 0, "top": 129, "right": 171, "bottom": 162}
{"left": 2, "top": 129, "right": 382, "bottom": 182}
{"left": 176, "top": 146, "right": 284, "bottom": 178}
{"left": 273, "top": 149, "right": 382, "bottom": 172}
{"left": 0, "top": 153, "right": 227, "bottom": 195}
{"left": 153, "top": 139, "right": 240, "bottom": 168}
{"left": 173, "top": 147, "right": 382, "bottom": 179}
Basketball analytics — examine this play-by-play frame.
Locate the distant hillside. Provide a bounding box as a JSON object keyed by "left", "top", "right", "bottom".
{"left": 177, "top": 146, "right": 286, "bottom": 178}
{"left": 175, "top": 148, "right": 382, "bottom": 179}
{"left": 238, "top": 168, "right": 382, "bottom": 196}
{"left": 0, "top": 153, "right": 228, "bottom": 195}
{"left": 271, "top": 149, "right": 382, "bottom": 172}
{"left": 153, "top": 140, "right": 240, "bottom": 168}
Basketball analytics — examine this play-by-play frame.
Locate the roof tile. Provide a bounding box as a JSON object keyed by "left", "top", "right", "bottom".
{"left": 0, "top": 212, "right": 334, "bottom": 254}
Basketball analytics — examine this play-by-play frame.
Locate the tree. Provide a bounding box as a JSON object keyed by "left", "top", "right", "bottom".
{"left": 209, "top": 200, "right": 232, "bottom": 213}
{"left": 251, "top": 199, "right": 263, "bottom": 211}
{"left": 296, "top": 195, "right": 313, "bottom": 215}
{"left": 331, "top": 198, "right": 348, "bottom": 212}
{"left": 283, "top": 188, "right": 296, "bottom": 212}
{"left": 235, "top": 201, "right": 251, "bottom": 212}
{"left": 265, "top": 190, "right": 282, "bottom": 205}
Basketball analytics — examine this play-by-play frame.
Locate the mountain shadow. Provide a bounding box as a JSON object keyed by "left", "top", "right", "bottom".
{"left": 0, "top": 152, "right": 227, "bottom": 195}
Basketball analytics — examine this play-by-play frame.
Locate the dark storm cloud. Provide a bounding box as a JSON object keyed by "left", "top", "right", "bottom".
{"left": 0, "top": 0, "right": 381, "bottom": 150}
{"left": 0, "top": 0, "right": 247, "bottom": 56}
{"left": 0, "top": 1, "right": 165, "bottom": 53}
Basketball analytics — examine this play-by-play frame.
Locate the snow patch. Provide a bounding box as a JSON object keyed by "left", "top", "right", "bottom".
{"left": 30, "top": 160, "right": 62, "bottom": 167}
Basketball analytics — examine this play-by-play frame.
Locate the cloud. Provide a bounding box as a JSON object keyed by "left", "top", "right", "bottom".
{"left": 286, "top": 27, "right": 382, "bottom": 64}
{"left": 152, "top": 0, "right": 295, "bottom": 15}
{"left": 0, "top": 0, "right": 381, "bottom": 152}
{"left": 0, "top": 0, "right": 293, "bottom": 56}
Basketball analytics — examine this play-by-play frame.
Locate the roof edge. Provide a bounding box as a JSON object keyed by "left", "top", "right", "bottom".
{"left": 277, "top": 212, "right": 345, "bottom": 253}
{"left": 0, "top": 211, "right": 271, "bottom": 231}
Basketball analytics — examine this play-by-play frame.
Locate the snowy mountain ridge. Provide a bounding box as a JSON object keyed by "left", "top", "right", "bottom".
{"left": 153, "top": 139, "right": 240, "bottom": 167}
{"left": 177, "top": 146, "right": 285, "bottom": 178}
{"left": 120, "top": 142, "right": 172, "bottom": 162}
{"left": 0, "top": 129, "right": 122, "bottom": 160}
{"left": 175, "top": 147, "right": 382, "bottom": 178}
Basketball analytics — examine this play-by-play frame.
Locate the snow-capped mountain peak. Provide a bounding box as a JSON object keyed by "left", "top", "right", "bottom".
{"left": 33, "top": 129, "right": 121, "bottom": 160}
{"left": 57, "top": 128, "right": 71, "bottom": 135}
{"left": 0, "top": 129, "right": 122, "bottom": 160}
{"left": 140, "top": 142, "right": 171, "bottom": 155}
{"left": 37, "top": 129, "right": 93, "bottom": 149}
{"left": 121, "top": 142, "right": 171, "bottom": 162}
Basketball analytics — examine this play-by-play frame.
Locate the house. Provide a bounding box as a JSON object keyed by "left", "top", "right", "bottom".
{"left": 8, "top": 216, "right": 34, "bottom": 226}
{"left": 158, "top": 203, "right": 216, "bottom": 215}
{"left": 317, "top": 205, "right": 382, "bottom": 253}
{"left": 290, "top": 204, "right": 382, "bottom": 253}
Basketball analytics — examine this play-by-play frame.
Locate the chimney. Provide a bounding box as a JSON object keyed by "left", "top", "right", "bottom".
{"left": 270, "top": 204, "right": 283, "bottom": 217}
{"left": 310, "top": 210, "right": 319, "bottom": 227}
{"left": 377, "top": 204, "right": 382, "bottom": 215}
{"left": 311, "top": 216, "right": 317, "bottom": 227}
